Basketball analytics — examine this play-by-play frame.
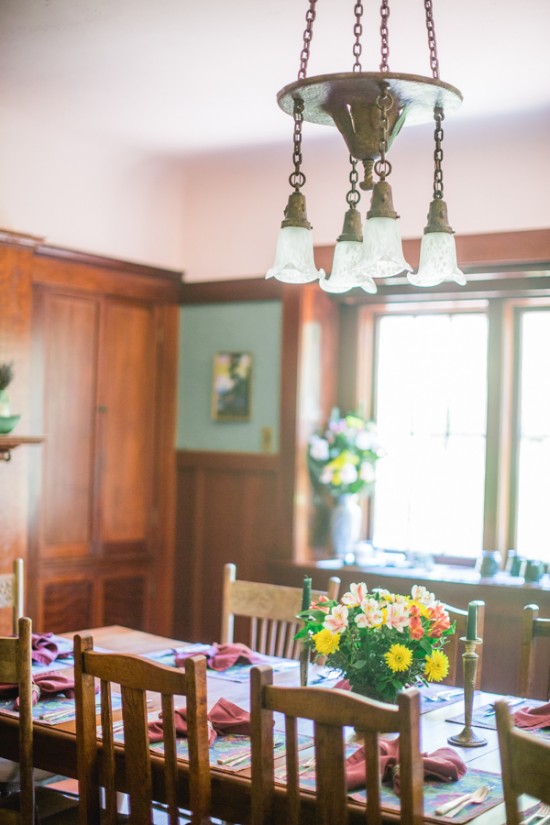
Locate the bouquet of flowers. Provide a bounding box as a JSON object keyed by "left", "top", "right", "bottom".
{"left": 296, "top": 583, "right": 455, "bottom": 703}
{"left": 307, "top": 410, "right": 384, "bottom": 499}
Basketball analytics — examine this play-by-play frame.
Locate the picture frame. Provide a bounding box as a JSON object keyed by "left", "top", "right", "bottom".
{"left": 211, "top": 351, "right": 252, "bottom": 421}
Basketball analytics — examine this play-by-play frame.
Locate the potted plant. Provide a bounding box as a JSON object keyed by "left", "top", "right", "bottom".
{"left": 0, "top": 362, "right": 21, "bottom": 433}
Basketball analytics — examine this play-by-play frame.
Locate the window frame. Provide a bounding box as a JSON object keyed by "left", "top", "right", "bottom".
{"left": 353, "top": 287, "right": 550, "bottom": 566}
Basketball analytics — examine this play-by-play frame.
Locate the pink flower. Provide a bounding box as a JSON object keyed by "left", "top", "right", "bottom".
{"left": 324, "top": 604, "right": 349, "bottom": 633}
{"left": 355, "top": 598, "right": 383, "bottom": 628}
{"left": 384, "top": 602, "right": 410, "bottom": 633}
{"left": 311, "top": 595, "right": 331, "bottom": 614}
{"left": 342, "top": 582, "right": 368, "bottom": 608}
{"left": 411, "top": 585, "right": 436, "bottom": 606}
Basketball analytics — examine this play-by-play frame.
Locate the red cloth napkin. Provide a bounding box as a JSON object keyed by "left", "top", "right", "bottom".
{"left": 0, "top": 670, "right": 77, "bottom": 707}
{"left": 174, "top": 643, "right": 265, "bottom": 672}
{"left": 31, "top": 633, "right": 61, "bottom": 666}
{"left": 345, "top": 739, "right": 466, "bottom": 792}
{"left": 514, "top": 702, "right": 550, "bottom": 730}
{"left": 147, "top": 697, "right": 251, "bottom": 744}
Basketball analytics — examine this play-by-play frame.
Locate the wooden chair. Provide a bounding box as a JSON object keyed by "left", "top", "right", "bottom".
{"left": 0, "top": 617, "right": 80, "bottom": 825}
{"left": 221, "top": 562, "right": 340, "bottom": 659}
{"left": 495, "top": 698, "right": 550, "bottom": 825}
{"left": 519, "top": 604, "right": 550, "bottom": 699}
{"left": 0, "top": 558, "right": 24, "bottom": 634}
{"left": 250, "top": 665, "right": 423, "bottom": 825}
{"left": 73, "top": 634, "right": 212, "bottom": 825}
{"left": 442, "top": 601, "right": 485, "bottom": 690}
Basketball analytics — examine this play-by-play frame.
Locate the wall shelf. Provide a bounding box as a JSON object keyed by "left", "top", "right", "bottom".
{"left": 0, "top": 435, "right": 44, "bottom": 462}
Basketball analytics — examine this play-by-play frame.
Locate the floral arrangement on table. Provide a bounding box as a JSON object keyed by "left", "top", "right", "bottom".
{"left": 296, "top": 583, "right": 455, "bottom": 703}
{"left": 307, "top": 410, "right": 384, "bottom": 499}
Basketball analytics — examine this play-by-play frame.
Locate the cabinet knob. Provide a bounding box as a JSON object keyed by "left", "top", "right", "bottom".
{"left": 98, "top": 405, "right": 108, "bottom": 414}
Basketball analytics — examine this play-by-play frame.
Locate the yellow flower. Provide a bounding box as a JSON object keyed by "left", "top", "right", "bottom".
{"left": 384, "top": 643, "right": 413, "bottom": 672}
{"left": 424, "top": 650, "right": 450, "bottom": 682}
{"left": 409, "top": 600, "right": 430, "bottom": 619}
{"left": 312, "top": 628, "right": 340, "bottom": 656}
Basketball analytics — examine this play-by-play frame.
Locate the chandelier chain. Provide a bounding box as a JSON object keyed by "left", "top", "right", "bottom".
{"left": 433, "top": 106, "right": 444, "bottom": 198}
{"left": 379, "top": 0, "right": 390, "bottom": 72}
{"left": 424, "top": 0, "right": 440, "bottom": 80}
{"left": 352, "top": 1, "right": 364, "bottom": 72}
{"left": 373, "top": 89, "right": 392, "bottom": 180}
{"left": 289, "top": 99, "right": 306, "bottom": 190}
{"left": 346, "top": 156, "right": 361, "bottom": 207}
{"left": 298, "top": 0, "right": 318, "bottom": 80}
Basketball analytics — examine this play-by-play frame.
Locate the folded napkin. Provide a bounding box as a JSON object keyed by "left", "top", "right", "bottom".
{"left": 148, "top": 697, "right": 251, "bottom": 744}
{"left": 174, "top": 642, "right": 265, "bottom": 672}
{"left": 514, "top": 701, "right": 550, "bottom": 731}
{"left": 345, "top": 739, "right": 466, "bottom": 792}
{"left": 31, "top": 633, "right": 62, "bottom": 666}
{"left": 0, "top": 670, "right": 78, "bottom": 708}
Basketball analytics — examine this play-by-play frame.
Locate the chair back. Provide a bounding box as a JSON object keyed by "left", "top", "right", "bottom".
{"left": 495, "top": 698, "right": 550, "bottom": 825}
{"left": 0, "top": 559, "right": 24, "bottom": 635}
{"left": 73, "top": 635, "right": 211, "bottom": 825}
{"left": 442, "top": 601, "right": 485, "bottom": 689}
{"left": 221, "top": 562, "right": 340, "bottom": 659}
{"left": 250, "top": 665, "right": 423, "bottom": 825}
{"left": 0, "top": 616, "right": 34, "bottom": 825}
{"left": 519, "top": 604, "right": 550, "bottom": 699}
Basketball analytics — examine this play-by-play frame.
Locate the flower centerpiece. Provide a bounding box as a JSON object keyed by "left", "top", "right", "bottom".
{"left": 307, "top": 410, "right": 384, "bottom": 558}
{"left": 296, "top": 583, "right": 455, "bottom": 703}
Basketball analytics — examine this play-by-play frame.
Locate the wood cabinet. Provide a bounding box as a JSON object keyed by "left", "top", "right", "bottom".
{"left": 0, "top": 232, "right": 181, "bottom": 635}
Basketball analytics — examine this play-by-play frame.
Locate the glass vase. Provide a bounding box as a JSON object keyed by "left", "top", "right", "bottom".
{"left": 330, "top": 494, "right": 362, "bottom": 560}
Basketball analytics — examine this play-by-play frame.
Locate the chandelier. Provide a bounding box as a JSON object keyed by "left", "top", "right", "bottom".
{"left": 266, "top": 0, "right": 466, "bottom": 293}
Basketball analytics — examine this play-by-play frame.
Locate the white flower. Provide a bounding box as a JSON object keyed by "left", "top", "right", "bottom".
{"left": 411, "top": 585, "right": 436, "bottom": 606}
{"left": 342, "top": 582, "right": 368, "bottom": 607}
{"left": 359, "top": 462, "right": 375, "bottom": 483}
{"left": 339, "top": 463, "right": 358, "bottom": 484}
{"left": 309, "top": 436, "right": 330, "bottom": 461}
{"left": 355, "top": 430, "right": 377, "bottom": 450}
{"left": 355, "top": 597, "right": 383, "bottom": 627}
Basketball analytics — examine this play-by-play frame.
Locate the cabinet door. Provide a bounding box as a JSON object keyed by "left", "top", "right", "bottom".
{"left": 98, "top": 299, "right": 157, "bottom": 555}
{"left": 34, "top": 289, "right": 99, "bottom": 559}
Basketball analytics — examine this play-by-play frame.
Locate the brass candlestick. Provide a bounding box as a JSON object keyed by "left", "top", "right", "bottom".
{"left": 299, "top": 642, "right": 309, "bottom": 687}
{"left": 447, "top": 637, "right": 487, "bottom": 748}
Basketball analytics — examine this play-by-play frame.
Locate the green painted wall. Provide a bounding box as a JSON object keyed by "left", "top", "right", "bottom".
{"left": 177, "top": 301, "right": 282, "bottom": 453}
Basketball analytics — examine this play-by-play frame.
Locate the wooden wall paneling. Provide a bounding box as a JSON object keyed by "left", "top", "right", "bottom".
{"left": 0, "top": 238, "right": 41, "bottom": 634}
{"left": 102, "top": 573, "right": 149, "bottom": 628}
{"left": 174, "top": 452, "right": 279, "bottom": 643}
{"left": 150, "top": 303, "right": 178, "bottom": 636}
{"left": 38, "top": 575, "right": 95, "bottom": 632}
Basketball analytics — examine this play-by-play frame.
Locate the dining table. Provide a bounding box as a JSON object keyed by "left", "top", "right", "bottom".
{"left": 0, "top": 624, "right": 544, "bottom": 824}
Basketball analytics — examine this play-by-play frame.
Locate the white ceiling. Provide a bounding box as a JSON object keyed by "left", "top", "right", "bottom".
{"left": 0, "top": 0, "right": 549, "bottom": 158}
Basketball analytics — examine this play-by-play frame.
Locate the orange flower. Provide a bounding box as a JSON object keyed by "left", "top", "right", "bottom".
{"left": 427, "top": 603, "right": 451, "bottom": 638}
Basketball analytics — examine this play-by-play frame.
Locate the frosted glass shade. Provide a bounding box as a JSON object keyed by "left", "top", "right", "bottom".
{"left": 320, "top": 240, "right": 376, "bottom": 294}
{"left": 409, "top": 231, "right": 466, "bottom": 287}
{"left": 353, "top": 217, "right": 412, "bottom": 280}
{"left": 266, "top": 226, "right": 323, "bottom": 283}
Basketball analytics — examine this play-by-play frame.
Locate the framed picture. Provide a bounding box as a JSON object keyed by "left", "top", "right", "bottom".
{"left": 211, "top": 351, "right": 252, "bottom": 421}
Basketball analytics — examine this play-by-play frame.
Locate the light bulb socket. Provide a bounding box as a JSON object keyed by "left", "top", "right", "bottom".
{"left": 366, "top": 181, "right": 399, "bottom": 220}
{"left": 424, "top": 198, "right": 453, "bottom": 234}
{"left": 281, "top": 191, "right": 312, "bottom": 230}
{"left": 337, "top": 206, "right": 363, "bottom": 243}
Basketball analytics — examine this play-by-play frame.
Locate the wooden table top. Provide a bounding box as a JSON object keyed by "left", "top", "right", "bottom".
{"left": 0, "top": 625, "right": 529, "bottom": 823}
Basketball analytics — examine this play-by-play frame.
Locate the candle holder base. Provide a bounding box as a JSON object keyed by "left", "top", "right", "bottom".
{"left": 447, "top": 728, "right": 487, "bottom": 748}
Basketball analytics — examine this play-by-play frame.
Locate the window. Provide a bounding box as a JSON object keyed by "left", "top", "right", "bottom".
{"left": 514, "top": 308, "right": 550, "bottom": 561}
{"left": 358, "top": 290, "right": 550, "bottom": 565}
{"left": 370, "top": 307, "right": 488, "bottom": 557}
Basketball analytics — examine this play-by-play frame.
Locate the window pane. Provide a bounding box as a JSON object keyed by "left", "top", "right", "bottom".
{"left": 372, "top": 312, "right": 488, "bottom": 556}
{"left": 515, "top": 310, "right": 550, "bottom": 561}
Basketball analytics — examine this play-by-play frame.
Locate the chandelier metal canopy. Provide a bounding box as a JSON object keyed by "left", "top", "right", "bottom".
{"left": 266, "top": 0, "right": 466, "bottom": 293}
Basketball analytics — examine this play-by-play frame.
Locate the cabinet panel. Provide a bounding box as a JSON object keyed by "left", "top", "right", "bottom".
{"left": 99, "top": 301, "right": 156, "bottom": 548}
{"left": 103, "top": 575, "right": 148, "bottom": 628}
{"left": 40, "top": 578, "right": 94, "bottom": 631}
{"left": 38, "top": 290, "right": 98, "bottom": 557}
